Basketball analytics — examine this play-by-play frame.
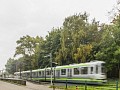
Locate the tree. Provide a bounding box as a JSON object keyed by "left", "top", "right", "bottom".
{"left": 60, "top": 13, "right": 89, "bottom": 64}
{"left": 14, "top": 35, "right": 44, "bottom": 70}
{"left": 112, "top": 15, "right": 120, "bottom": 79}
{"left": 74, "top": 44, "right": 92, "bottom": 63}
{"left": 5, "top": 58, "right": 16, "bottom": 74}
{"left": 60, "top": 13, "right": 101, "bottom": 64}
{"left": 44, "top": 28, "right": 61, "bottom": 66}
{"left": 95, "top": 23, "right": 120, "bottom": 78}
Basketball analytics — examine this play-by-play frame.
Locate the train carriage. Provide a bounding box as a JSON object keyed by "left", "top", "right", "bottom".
{"left": 14, "top": 60, "right": 107, "bottom": 84}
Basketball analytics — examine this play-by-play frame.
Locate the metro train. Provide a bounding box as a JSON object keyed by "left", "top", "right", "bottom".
{"left": 14, "top": 60, "right": 107, "bottom": 84}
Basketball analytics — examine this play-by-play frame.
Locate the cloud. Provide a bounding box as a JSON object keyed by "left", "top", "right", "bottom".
{"left": 0, "top": 0, "right": 116, "bottom": 69}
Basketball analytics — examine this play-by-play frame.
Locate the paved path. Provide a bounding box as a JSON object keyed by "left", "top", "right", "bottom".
{"left": 0, "top": 81, "right": 60, "bottom": 90}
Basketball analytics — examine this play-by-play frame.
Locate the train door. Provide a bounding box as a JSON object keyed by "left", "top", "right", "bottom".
{"left": 56, "top": 70, "right": 60, "bottom": 78}
{"left": 67, "top": 68, "right": 72, "bottom": 78}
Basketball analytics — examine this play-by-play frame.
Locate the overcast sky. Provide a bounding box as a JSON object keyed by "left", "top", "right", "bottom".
{"left": 0, "top": 0, "right": 116, "bottom": 70}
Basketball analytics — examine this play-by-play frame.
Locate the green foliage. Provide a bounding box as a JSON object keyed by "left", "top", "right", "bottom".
{"left": 5, "top": 58, "right": 16, "bottom": 74}
{"left": 74, "top": 44, "right": 92, "bottom": 63}
{"left": 5, "top": 10, "right": 120, "bottom": 78}
{"left": 6, "top": 13, "right": 104, "bottom": 72}
{"left": 95, "top": 15, "right": 120, "bottom": 78}
{"left": 13, "top": 35, "right": 44, "bottom": 70}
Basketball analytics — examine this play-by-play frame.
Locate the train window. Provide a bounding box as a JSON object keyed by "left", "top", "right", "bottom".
{"left": 96, "top": 65, "right": 98, "bottom": 74}
{"left": 27, "top": 73, "right": 28, "bottom": 76}
{"left": 39, "top": 71, "right": 41, "bottom": 76}
{"left": 42, "top": 71, "right": 44, "bottom": 76}
{"left": 101, "top": 63, "right": 106, "bottom": 74}
{"left": 32, "top": 72, "right": 35, "bottom": 76}
{"left": 74, "top": 68, "right": 79, "bottom": 75}
{"left": 81, "top": 67, "right": 88, "bottom": 74}
{"left": 91, "top": 67, "right": 93, "bottom": 74}
{"left": 61, "top": 69, "right": 66, "bottom": 75}
{"left": 33, "top": 72, "right": 36, "bottom": 76}
{"left": 46, "top": 70, "right": 51, "bottom": 75}
{"left": 56, "top": 70, "right": 60, "bottom": 77}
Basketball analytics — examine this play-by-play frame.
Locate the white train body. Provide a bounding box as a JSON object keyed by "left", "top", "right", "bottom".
{"left": 14, "top": 61, "right": 106, "bottom": 83}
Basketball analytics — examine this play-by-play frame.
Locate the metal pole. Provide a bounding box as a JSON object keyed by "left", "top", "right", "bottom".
{"left": 116, "top": 80, "right": 118, "bottom": 90}
{"left": 50, "top": 53, "right": 53, "bottom": 86}
{"left": 29, "top": 56, "right": 32, "bottom": 80}
{"left": 45, "top": 68, "right": 46, "bottom": 81}
{"left": 20, "top": 68, "right": 21, "bottom": 79}
{"left": 66, "top": 80, "right": 67, "bottom": 89}
{"left": 118, "top": 60, "right": 120, "bottom": 81}
{"left": 30, "top": 63, "right": 32, "bottom": 80}
{"left": 53, "top": 67, "right": 55, "bottom": 90}
{"left": 85, "top": 81, "right": 87, "bottom": 90}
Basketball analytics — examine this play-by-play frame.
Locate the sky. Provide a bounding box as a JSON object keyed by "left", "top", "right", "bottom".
{"left": 0, "top": 0, "right": 117, "bottom": 70}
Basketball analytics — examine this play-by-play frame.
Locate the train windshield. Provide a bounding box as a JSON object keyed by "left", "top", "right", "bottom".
{"left": 101, "top": 63, "right": 106, "bottom": 74}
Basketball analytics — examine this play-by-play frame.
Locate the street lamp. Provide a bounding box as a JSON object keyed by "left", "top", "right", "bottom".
{"left": 44, "top": 53, "right": 53, "bottom": 86}
{"left": 44, "top": 52, "right": 58, "bottom": 89}
{"left": 16, "top": 61, "right": 22, "bottom": 79}
{"left": 52, "top": 62, "right": 58, "bottom": 90}
{"left": 50, "top": 53, "right": 53, "bottom": 86}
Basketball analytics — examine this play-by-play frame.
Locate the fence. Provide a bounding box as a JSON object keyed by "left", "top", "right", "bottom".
{"left": 0, "top": 78, "right": 26, "bottom": 85}
{"left": 65, "top": 79, "right": 120, "bottom": 90}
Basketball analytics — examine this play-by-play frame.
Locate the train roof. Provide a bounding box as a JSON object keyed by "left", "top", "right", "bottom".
{"left": 14, "top": 60, "right": 105, "bottom": 74}
{"left": 55, "top": 60, "right": 105, "bottom": 69}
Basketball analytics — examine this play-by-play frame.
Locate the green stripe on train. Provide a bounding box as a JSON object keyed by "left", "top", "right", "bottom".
{"left": 56, "top": 64, "right": 88, "bottom": 70}
{"left": 31, "top": 78, "right": 103, "bottom": 82}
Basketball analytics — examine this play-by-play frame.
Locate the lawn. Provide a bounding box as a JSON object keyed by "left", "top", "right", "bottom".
{"left": 53, "top": 79, "right": 120, "bottom": 90}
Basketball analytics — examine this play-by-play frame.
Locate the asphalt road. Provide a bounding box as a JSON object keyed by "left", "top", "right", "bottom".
{"left": 0, "top": 81, "right": 60, "bottom": 90}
